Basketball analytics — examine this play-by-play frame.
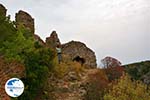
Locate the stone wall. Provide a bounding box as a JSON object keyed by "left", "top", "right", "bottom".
{"left": 46, "top": 31, "right": 61, "bottom": 49}
{"left": 62, "top": 41, "right": 97, "bottom": 67}
{"left": 0, "top": 3, "right": 97, "bottom": 68}
{"left": 34, "top": 34, "right": 45, "bottom": 46}
{"left": 46, "top": 31, "right": 97, "bottom": 67}
{"left": 0, "top": 4, "right": 7, "bottom": 16}
{"left": 15, "top": 10, "right": 34, "bottom": 34}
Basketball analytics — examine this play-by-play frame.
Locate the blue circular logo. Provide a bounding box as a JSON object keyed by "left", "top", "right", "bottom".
{"left": 5, "top": 78, "right": 24, "bottom": 97}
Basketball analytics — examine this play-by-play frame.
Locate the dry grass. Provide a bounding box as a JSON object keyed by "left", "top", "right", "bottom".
{"left": 53, "top": 59, "right": 86, "bottom": 79}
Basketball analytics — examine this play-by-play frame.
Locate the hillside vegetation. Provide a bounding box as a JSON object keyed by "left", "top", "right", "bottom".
{"left": 124, "top": 61, "right": 150, "bottom": 87}
{"left": 0, "top": 14, "right": 55, "bottom": 100}
{"left": 0, "top": 10, "right": 150, "bottom": 100}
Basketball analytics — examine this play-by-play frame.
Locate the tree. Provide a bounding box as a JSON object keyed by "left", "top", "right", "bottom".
{"left": 0, "top": 15, "right": 17, "bottom": 47}
{"left": 19, "top": 47, "right": 55, "bottom": 100}
{"left": 101, "top": 56, "right": 123, "bottom": 81}
{"left": 0, "top": 27, "right": 34, "bottom": 62}
{"left": 104, "top": 74, "right": 150, "bottom": 100}
{"left": 84, "top": 69, "right": 109, "bottom": 100}
{"left": 104, "top": 66, "right": 125, "bottom": 81}
{"left": 101, "top": 56, "right": 121, "bottom": 68}
{"left": 0, "top": 14, "right": 55, "bottom": 99}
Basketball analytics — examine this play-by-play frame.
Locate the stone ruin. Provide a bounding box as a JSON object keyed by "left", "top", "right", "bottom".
{"left": 0, "top": 4, "right": 35, "bottom": 34}
{"left": 46, "top": 31, "right": 61, "bottom": 49}
{"left": 0, "top": 4, "right": 7, "bottom": 16}
{"left": 62, "top": 41, "right": 97, "bottom": 67}
{"left": 45, "top": 31, "right": 97, "bottom": 67}
{"left": 0, "top": 4, "right": 44, "bottom": 47}
{"left": 0, "top": 4, "right": 97, "bottom": 68}
{"left": 15, "top": 10, "right": 35, "bottom": 34}
{"left": 34, "top": 34, "right": 45, "bottom": 46}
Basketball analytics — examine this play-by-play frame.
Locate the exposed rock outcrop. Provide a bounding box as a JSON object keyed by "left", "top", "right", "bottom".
{"left": 0, "top": 4, "right": 7, "bottom": 16}
{"left": 15, "top": 10, "right": 34, "bottom": 34}
{"left": 141, "top": 72, "right": 150, "bottom": 85}
{"left": 48, "top": 63, "right": 103, "bottom": 100}
{"left": 46, "top": 31, "right": 61, "bottom": 49}
{"left": 62, "top": 41, "right": 97, "bottom": 67}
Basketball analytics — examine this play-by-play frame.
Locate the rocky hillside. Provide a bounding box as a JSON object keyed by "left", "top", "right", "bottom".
{"left": 0, "top": 3, "right": 150, "bottom": 100}
{"left": 124, "top": 61, "right": 150, "bottom": 84}
{"left": 37, "top": 62, "right": 108, "bottom": 100}
{"left": 0, "top": 57, "right": 25, "bottom": 100}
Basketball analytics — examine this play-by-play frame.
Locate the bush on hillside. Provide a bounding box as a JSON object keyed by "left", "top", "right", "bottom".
{"left": 0, "top": 14, "right": 55, "bottom": 100}
{"left": 125, "top": 61, "right": 150, "bottom": 80}
{"left": 104, "top": 74, "right": 150, "bottom": 100}
{"left": 104, "top": 66, "right": 124, "bottom": 81}
{"left": 84, "top": 69, "right": 109, "bottom": 100}
{"left": 0, "top": 15, "right": 16, "bottom": 45}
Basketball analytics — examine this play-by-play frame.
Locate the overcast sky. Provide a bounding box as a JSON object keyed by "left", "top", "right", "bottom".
{"left": 0, "top": 0, "right": 150, "bottom": 66}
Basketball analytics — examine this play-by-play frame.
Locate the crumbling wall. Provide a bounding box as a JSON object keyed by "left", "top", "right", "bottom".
{"left": 15, "top": 10, "right": 34, "bottom": 34}
{"left": 0, "top": 4, "right": 7, "bottom": 16}
{"left": 62, "top": 41, "right": 97, "bottom": 67}
{"left": 46, "top": 31, "right": 61, "bottom": 49}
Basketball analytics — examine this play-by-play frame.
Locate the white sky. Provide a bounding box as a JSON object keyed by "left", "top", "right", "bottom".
{"left": 0, "top": 0, "right": 150, "bottom": 66}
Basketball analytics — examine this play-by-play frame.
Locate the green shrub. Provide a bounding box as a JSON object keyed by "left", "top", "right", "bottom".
{"left": 0, "top": 14, "right": 55, "bottom": 99}
{"left": 0, "top": 15, "right": 16, "bottom": 45}
{"left": 104, "top": 74, "right": 150, "bottom": 100}
{"left": 125, "top": 61, "right": 150, "bottom": 80}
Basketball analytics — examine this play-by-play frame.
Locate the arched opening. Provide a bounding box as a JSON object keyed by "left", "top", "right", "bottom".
{"left": 73, "top": 56, "right": 85, "bottom": 66}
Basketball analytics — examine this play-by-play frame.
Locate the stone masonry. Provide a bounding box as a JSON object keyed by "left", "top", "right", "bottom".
{"left": 15, "top": 10, "right": 34, "bottom": 34}
{"left": 46, "top": 31, "right": 61, "bottom": 49}
{"left": 62, "top": 41, "right": 97, "bottom": 67}
{"left": 46, "top": 31, "right": 97, "bottom": 67}
{"left": 0, "top": 3, "right": 97, "bottom": 68}
{"left": 0, "top": 4, "right": 7, "bottom": 16}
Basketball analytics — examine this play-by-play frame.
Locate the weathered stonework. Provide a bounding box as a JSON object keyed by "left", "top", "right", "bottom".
{"left": 15, "top": 10, "right": 34, "bottom": 34}
{"left": 62, "top": 41, "right": 97, "bottom": 67}
{"left": 46, "top": 31, "right": 61, "bottom": 49}
{"left": 0, "top": 4, "right": 7, "bottom": 16}
{"left": 34, "top": 34, "right": 45, "bottom": 46}
{"left": 45, "top": 31, "right": 97, "bottom": 67}
{"left": 1, "top": 3, "right": 97, "bottom": 68}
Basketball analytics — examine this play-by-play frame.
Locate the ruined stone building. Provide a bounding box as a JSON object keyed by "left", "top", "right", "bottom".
{"left": 46, "top": 31, "right": 61, "bottom": 49}
{"left": 0, "top": 4, "right": 34, "bottom": 35}
{"left": 15, "top": 10, "right": 34, "bottom": 34}
{"left": 45, "top": 31, "right": 97, "bottom": 67}
{"left": 0, "top": 4, "right": 97, "bottom": 68}
{"left": 62, "top": 41, "right": 97, "bottom": 67}
{"left": 0, "top": 4, "right": 7, "bottom": 16}
{"left": 15, "top": 10, "right": 45, "bottom": 46}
